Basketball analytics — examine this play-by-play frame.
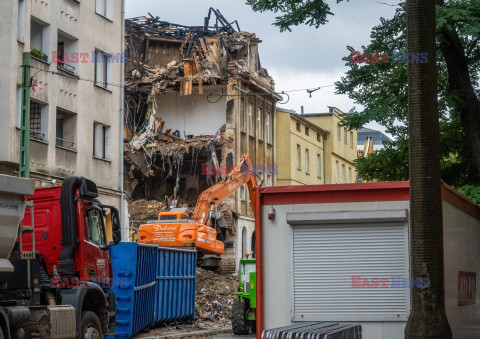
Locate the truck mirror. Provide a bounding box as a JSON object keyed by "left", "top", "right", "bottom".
{"left": 103, "top": 205, "right": 121, "bottom": 245}
{"left": 110, "top": 207, "right": 121, "bottom": 245}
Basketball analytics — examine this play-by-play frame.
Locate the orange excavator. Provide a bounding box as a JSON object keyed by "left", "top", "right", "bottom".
{"left": 138, "top": 154, "right": 258, "bottom": 259}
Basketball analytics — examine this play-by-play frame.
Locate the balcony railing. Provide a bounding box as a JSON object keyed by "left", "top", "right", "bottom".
{"left": 30, "top": 130, "right": 47, "bottom": 143}
{"left": 56, "top": 137, "right": 76, "bottom": 151}
{"left": 58, "top": 63, "right": 77, "bottom": 75}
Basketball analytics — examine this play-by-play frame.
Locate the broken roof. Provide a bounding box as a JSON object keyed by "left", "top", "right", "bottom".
{"left": 125, "top": 8, "right": 277, "bottom": 96}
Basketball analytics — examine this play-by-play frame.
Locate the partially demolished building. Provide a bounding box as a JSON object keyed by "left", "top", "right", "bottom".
{"left": 124, "top": 9, "right": 280, "bottom": 268}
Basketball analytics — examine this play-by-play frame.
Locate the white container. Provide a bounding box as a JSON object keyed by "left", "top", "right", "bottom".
{"left": 255, "top": 182, "right": 480, "bottom": 339}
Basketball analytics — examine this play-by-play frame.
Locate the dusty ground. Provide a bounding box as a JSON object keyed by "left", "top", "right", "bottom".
{"left": 134, "top": 268, "right": 238, "bottom": 338}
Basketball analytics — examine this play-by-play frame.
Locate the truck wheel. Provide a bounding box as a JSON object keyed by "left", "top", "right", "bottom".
{"left": 231, "top": 301, "right": 248, "bottom": 335}
{"left": 80, "top": 311, "right": 102, "bottom": 339}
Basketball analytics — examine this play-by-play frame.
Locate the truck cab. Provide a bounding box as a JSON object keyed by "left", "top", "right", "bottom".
{"left": 0, "top": 176, "right": 120, "bottom": 338}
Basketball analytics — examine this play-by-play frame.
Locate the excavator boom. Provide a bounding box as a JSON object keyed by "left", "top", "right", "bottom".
{"left": 138, "top": 154, "right": 259, "bottom": 257}
{"left": 192, "top": 154, "right": 257, "bottom": 225}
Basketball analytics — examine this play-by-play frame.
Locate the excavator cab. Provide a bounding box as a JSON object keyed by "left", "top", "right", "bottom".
{"left": 138, "top": 154, "right": 258, "bottom": 257}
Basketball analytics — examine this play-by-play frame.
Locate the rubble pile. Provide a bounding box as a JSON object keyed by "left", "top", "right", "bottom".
{"left": 195, "top": 267, "right": 238, "bottom": 325}
{"left": 128, "top": 199, "right": 169, "bottom": 221}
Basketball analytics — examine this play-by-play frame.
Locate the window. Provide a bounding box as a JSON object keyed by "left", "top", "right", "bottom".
{"left": 248, "top": 102, "right": 254, "bottom": 137}
{"left": 30, "top": 100, "right": 48, "bottom": 142}
{"left": 305, "top": 127, "right": 309, "bottom": 136}
{"left": 337, "top": 124, "right": 341, "bottom": 141}
{"left": 297, "top": 144, "right": 301, "bottom": 171}
{"left": 57, "top": 30, "right": 79, "bottom": 74}
{"left": 56, "top": 109, "right": 77, "bottom": 151}
{"left": 94, "top": 50, "right": 112, "bottom": 90}
{"left": 317, "top": 154, "right": 322, "bottom": 179}
{"left": 349, "top": 167, "right": 353, "bottom": 183}
{"left": 350, "top": 131, "right": 354, "bottom": 148}
{"left": 266, "top": 111, "right": 272, "bottom": 144}
{"left": 31, "top": 17, "right": 50, "bottom": 62}
{"left": 266, "top": 174, "right": 272, "bottom": 186}
{"left": 93, "top": 122, "right": 111, "bottom": 160}
{"left": 240, "top": 185, "right": 246, "bottom": 201}
{"left": 257, "top": 107, "right": 263, "bottom": 141}
{"left": 342, "top": 164, "right": 346, "bottom": 183}
{"left": 86, "top": 208, "right": 106, "bottom": 246}
{"left": 344, "top": 128, "right": 348, "bottom": 145}
{"left": 95, "top": 0, "right": 113, "bottom": 20}
{"left": 240, "top": 97, "right": 246, "bottom": 132}
{"left": 317, "top": 133, "right": 321, "bottom": 142}
{"left": 336, "top": 161, "right": 340, "bottom": 184}
{"left": 17, "top": 0, "right": 26, "bottom": 43}
{"left": 296, "top": 122, "right": 301, "bottom": 132}
{"left": 305, "top": 149, "right": 310, "bottom": 174}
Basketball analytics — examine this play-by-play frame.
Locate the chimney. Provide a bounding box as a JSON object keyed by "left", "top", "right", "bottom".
{"left": 301, "top": 106, "right": 304, "bottom": 115}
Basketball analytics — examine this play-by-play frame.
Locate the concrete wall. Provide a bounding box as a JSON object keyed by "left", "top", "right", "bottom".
{"left": 153, "top": 86, "right": 227, "bottom": 136}
{"left": 0, "top": 0, "right": 123, "bottom": 208}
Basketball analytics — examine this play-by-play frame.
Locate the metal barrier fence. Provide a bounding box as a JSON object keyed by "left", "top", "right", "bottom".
{"left": 262, "top": 322, "right": 362, "bottom": 339}
{"left": 108, "top": 242, "right": 197, "bottom": 338}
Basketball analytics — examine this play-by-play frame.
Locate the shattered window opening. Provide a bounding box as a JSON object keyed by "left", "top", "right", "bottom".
{"left": 240, "top": 97, "right": 246, "bottom": 133}
{"left": 266, "top": 111, "right": 272, "bottom": 144}
{"left": 257, "top": 106, "right": 263, "bottom": 141}
{"left": 248, "top": 102, "right": 254, "bottom": 137}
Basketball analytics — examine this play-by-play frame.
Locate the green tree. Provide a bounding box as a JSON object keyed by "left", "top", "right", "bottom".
{"left": 247, "top": 0, "right": 454, "bottom": 336}
{"left": 336, "top": 0, "right": 480, "bottom": 187}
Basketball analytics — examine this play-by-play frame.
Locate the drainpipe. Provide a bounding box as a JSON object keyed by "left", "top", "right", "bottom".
{"left": 323, "top": 135, "right": 327, "bottom": 184}
{"left": 119, "top": 0, "right": 126, "bottom": 241}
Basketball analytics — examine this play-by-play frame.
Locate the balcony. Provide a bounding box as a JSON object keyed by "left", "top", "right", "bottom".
{"left": 56, "top": 137, "right": 76, "bottom": 152}
{"left": 30, "top": 130, "right": 47, "bottom": 143}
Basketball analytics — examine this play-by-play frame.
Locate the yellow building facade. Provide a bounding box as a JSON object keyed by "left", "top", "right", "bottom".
{"left": 304, "top": 107, "right": 357, "bottom": 184}
{"left": 275, "top": 107, "right": 357, "bottom": 186}
{"left": 275, "top": 108, "right": 329, "bottom": 186}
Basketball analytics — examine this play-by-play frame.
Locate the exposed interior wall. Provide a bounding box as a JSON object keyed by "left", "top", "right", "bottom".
{"left": 154, "top": 86, "right": 227, "bottom": 137}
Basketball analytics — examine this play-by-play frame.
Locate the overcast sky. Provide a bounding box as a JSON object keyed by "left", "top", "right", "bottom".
{"left": 126, "top": 0, "right": 398, "bottom": 129}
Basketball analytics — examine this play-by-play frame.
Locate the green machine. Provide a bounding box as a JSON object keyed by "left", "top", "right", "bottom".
{"left": 232, "top": 258, "right": 256, "bottom": 335}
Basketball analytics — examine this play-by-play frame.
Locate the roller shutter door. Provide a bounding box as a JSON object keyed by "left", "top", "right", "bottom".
{"left": 290, "top": 211, "right": 409, "bottom": 322}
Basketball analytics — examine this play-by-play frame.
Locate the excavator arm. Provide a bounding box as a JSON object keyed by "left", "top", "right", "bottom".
{"left": 191, "top": 154, "right": 258, "bottom": 225}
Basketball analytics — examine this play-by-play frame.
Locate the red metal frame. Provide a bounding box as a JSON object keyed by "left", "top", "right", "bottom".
{"left": 254, "top": 181, "right": 480, "bottom": 338}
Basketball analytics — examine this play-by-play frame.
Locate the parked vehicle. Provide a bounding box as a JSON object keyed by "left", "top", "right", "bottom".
{"left": 0, "top": 175, "right": 197, "bottom": 339}
{"left": 138, "top": 154, "right": 259, "bottom": 268}
{"left": 232, "top": 257, "right": 256, "bottom": 335}
{"left": 0, "top": 175, "right": 121, "bottom": 338}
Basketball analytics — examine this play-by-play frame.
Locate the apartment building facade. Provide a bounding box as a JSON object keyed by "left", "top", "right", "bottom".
{"left": 275, "top": 108, "right": 329, "bottom": 186}
{"left": 305, "top": 107, "right": 357, "bottom": 184}
{"left": 0, "top": 0, "right": 124, "bottom": 208}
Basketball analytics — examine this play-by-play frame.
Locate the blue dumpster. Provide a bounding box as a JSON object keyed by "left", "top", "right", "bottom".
{"left": 108, "top": 242, "right": 197, "bottom": 337}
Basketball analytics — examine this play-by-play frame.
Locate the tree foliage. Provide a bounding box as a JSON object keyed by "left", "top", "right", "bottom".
{"left": 245, "top": 0, "right": 345, "bottom": 31}
{"left": 337, "top": 1, "right": 480, "bottom": 187}
{"left": 246, "top": 0, "right": 480, "bottom": 188}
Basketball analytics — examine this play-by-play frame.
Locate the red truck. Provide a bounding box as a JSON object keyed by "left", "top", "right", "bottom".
{"left": 0, "top": 176, "right": 120, "bottom": 338}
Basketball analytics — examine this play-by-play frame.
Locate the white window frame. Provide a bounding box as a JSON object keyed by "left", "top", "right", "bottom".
{"left": 296, "top": 145, "right": 301, "bottom": 171}
{"left": 248, "top": 102, "right": 254, "bottom": 137}
{"left": 305, "top": 149, "right": 309, "bottom": 175}
{"left": 94, "top": 50, "right": 112, "bottom": 91}
{"left": 17, "top": 0, "right": 26, "bottom": 43}
{"left": 95, "top": 0, "right": 113, "bottom": 21}
{"left": 317, "top": 154, "right": 322, "bottom": 179}
{"left": 93, "top": 122, "right": 111, "bottom": 160}
{"left": 266, "top": 111, "right": 272, "bottom": 144}
{"left": 257, "top": 107, "right": 263, "bottom": 141}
